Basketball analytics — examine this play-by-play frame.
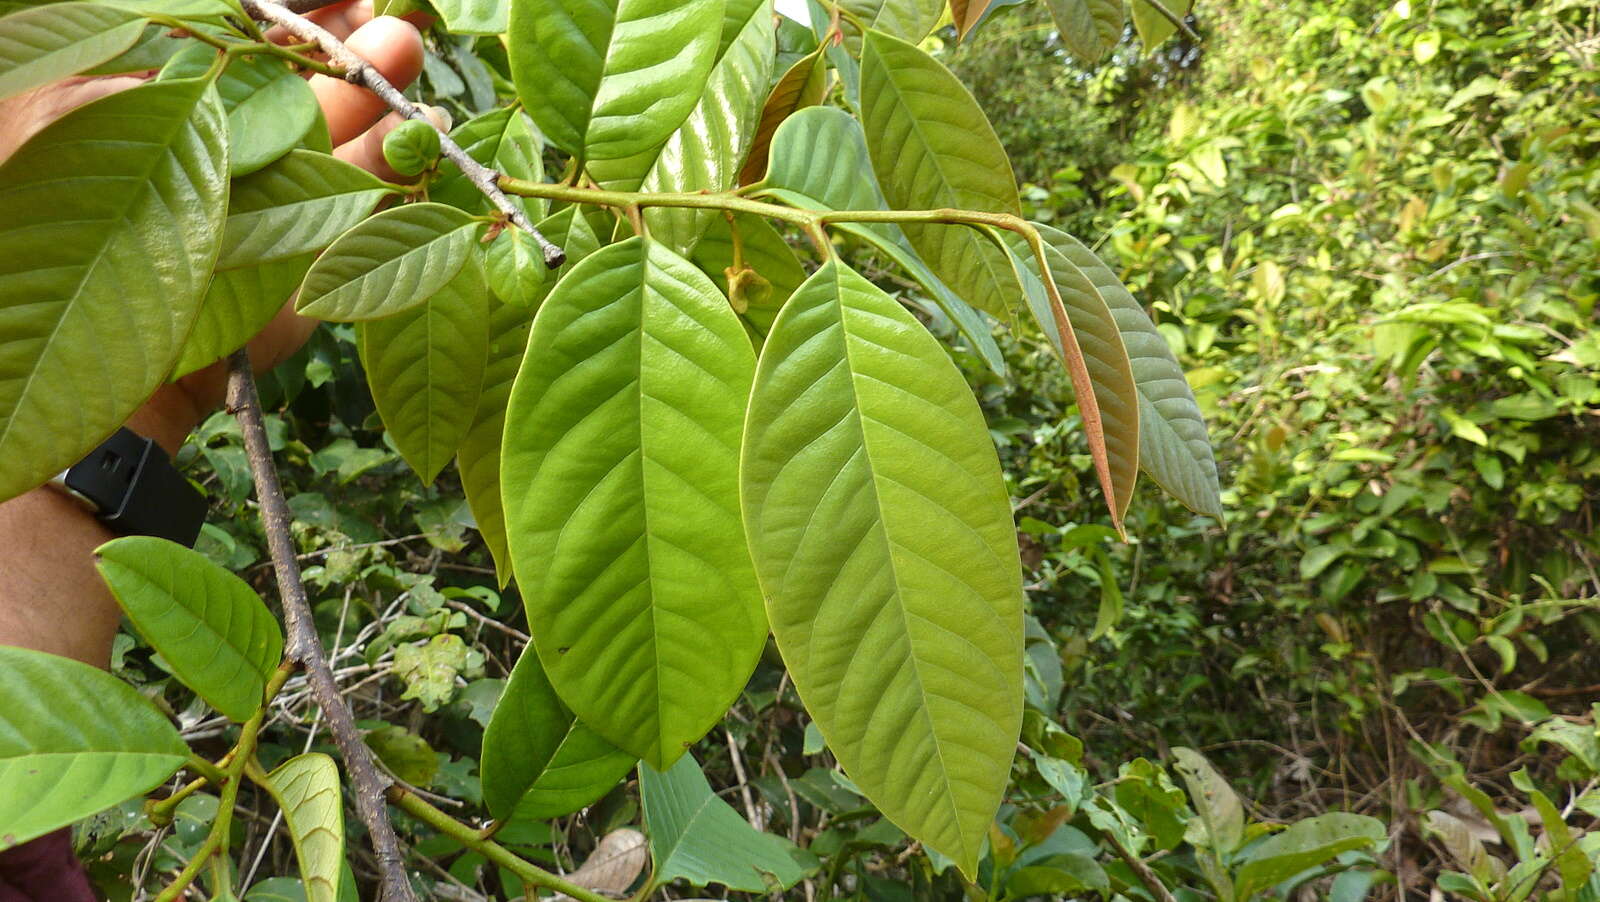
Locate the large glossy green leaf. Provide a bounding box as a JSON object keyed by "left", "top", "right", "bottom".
{"left": 0, "top": 646, "right": 188, "bottom": 850}
{"left": 640, "top": 753, "right": 815, "bottom": 891}
{"left": 295, "top": 203, "right": 479, "bottom": 322}
{"left": 1130, "top": 0, "right": 1189, "bottom": 50}
{"left": 740, "top": 260, "right": 1024, "bottom": 877}
{"left": 0, "top": 75, "right": 226, "bottom": 504}
{"left": 762, "top": 107, "right": 1007, "bottom": 377}
{"left": 501, "top": 237, "right": 763, "bottom": 769}
{"left": 95, "top": 536, "right": 284, "bottom": 722}
{"left": 507, "top": 0, "right": 722, "bottom": 161}
{"left": 432, "top": 0, "right": 504, "bottom": 33}
{"left": 431, "top": 107, "right": 544, "bottom": 219}
{"left": 481, "top": 645, "right": 635, "bottom": 820}
{"left": 1003, "top": 225, "right": 1139, "bottom": 526}
{"left": 0, "top": 2, "right": 145, "bottom": 101}
{"left": 1233, "top": 813, "right": 1386, "bottom": 900}
{"left": 1046, "top": 0, "right": 1124, "bottom": 64}
{"left": 161, "top": 45, "right": 318, "bottom": 176}
{"left": 263, "top": 753, "right": 344, "bottom": 902}
{"left": 176, "top": 150, "right": 393, "bottom": 377}
{"left": 588, "top": 0, "right": 773, "bottom": 251}
{"left": 357, "top": 261, "right": 489, "bottom": 484}
{"left": 839, "top": 0, "right": 942, "bottom": 50}
{"left": 461, "top": 208, "right": 603, "bottom": 585}
{"left": 1043, "top": 232, "right": 1222, "bottom": 516}
{"left": 858, "top": 29, "right": 1021, "bottom": 324}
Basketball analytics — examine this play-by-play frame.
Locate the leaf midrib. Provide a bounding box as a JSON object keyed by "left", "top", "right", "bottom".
{"left": 829, "top": 268, "right": 969, "bottom": 865}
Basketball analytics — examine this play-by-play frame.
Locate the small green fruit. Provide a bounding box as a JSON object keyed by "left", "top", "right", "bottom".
{"left": 382, "top": 119, "right": 442, "bottom": 177}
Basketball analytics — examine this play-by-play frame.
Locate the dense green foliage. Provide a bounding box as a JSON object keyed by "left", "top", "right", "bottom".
{"left": 1, "top": 0, "right": 1597, "bottom": 898}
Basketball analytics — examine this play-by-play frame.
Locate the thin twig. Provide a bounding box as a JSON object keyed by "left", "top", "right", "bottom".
{"left": 1103, "top": 830, "right": 1178, "bottom": 902}
{"left": 1136, "top": 0, "right": 1200, "bottom": 43}
{"left": 239, "top": 0, "right": 563, "bottom": 267}
{"left": 226, "top": 349, "right": 417, "bottom": 902}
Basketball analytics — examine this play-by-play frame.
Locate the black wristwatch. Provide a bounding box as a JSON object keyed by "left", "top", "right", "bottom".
{"left": 48, "top": 428, "right": 207, "bottom": 547}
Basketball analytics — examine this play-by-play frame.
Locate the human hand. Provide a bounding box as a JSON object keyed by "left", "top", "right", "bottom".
{"left": 0, "top": 1, "right": 427, "bottom": 452}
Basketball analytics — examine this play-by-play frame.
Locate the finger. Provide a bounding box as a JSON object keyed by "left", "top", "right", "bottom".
{"left": 335, "top": 105, "right": 448, "bottom": 181}
{"left": 307, "top": 15, "right": 423, "bottom": 145}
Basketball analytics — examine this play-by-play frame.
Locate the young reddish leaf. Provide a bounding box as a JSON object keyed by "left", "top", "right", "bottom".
{"left": 738, "top": 45, "right": 827, "bottom": 186}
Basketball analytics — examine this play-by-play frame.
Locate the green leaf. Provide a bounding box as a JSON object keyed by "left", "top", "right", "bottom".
{"left": 838, "top": 0, "right": 943, "bottom": 52}
{"left": 739, "top": 44, "right": 826, "bottom": 186}
{"left": 588, "top": 0, "right": 774, "bottom": 251}
{"left": 1171, "top": 747, "right": 1244, "bottom": 854}
{"left": 481, "top": 645, "right": 635, "bottom": 821}
{"left": 295, "top": 203, "right": 479, "bottom": 322}
{"left": 1003, "top": 224, "right": 1139, "bottom": 526}
{"left": 640, "top": 753, "right": 816, "bottom": 891}
{"left": 740, "top": 260, "right": 1024, "bottom": 877}
{"left": 357, "top": 261, "right": 489, "bottom": 484}
{"left": 0, "top": 2, "right": 145, "bottom": 102}
{"left": 432, "top": 0, "right": 504, "bottom": 33}
{"left": 1233, "top": 813, "right": 1386, "bottom": 899}
{"left": 94, "top": 536, "right": 284, "bottom": 722}
{"left": 858, "top": 28, "right": 1021, "bottom": 323}
{"left": 1046, "top": 0, "right": 1124, "bottom": 64}
{"left": 176, "top": 150, "right": 393, "bottom": 377}
{"left": 461, "top": 213, "right": 603, "bottom": 586}
{"left": 761, "top": 107, "right": 1007, "bottom": 377}
{"left": 160, "top": 45, "right": 319, "bottom": 176}
{"left": 432, "top": 107, "right": 544, "bottom": 219}
{"left": 1130, "top": 0, "right": 1190, "bottom": 50}
{"left": 485, "top": 228, "right": 549, "bottom": 309}
{"left": 507, "top": 0, "right": 722, "bottom": 161}
{"left": 0, "top": 75, "right": 227, "bottom": 504}
{"left": 263, "top": 753, "right": 344, "bottom": 902}
{"left": 1043, "top": 231, "right": 1222, "bottom": 517}
{"left": 0, "top": 646, "right": 188, "bottom": 850}
{"left": 502, "top": 237, "right": 764, "bottom": 769}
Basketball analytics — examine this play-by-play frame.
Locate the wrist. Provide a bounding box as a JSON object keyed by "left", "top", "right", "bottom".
{"left": 126, "top": 382, "right": 207, "bottom": 456}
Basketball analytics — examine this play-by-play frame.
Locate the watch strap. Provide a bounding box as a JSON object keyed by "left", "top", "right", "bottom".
{"left": 54, "top": 428, "right": 207, "bottom": 547}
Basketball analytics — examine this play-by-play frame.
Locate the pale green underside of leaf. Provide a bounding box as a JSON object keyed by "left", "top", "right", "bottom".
{"left": 1130, "top": 0, "right": 1190, "bottom": 50}
{"left": 0, "top": 76, "right": 226, "bottom": 504}
{"left": 761, "top": 106, "right": 1006, "bottom": 377}
{"left": 640, "top": 753, "right": 815, "bottom": 891}
{"left": 1046, "top": 0, "right": 1124, "bottom": 64}
{"left": 0, "top": 646, "right": 188, "bottom": 850}
{"left": 433, "top": 0, "right": 505, "bottom": 33}
{"left": 295, "top": 203, "right": 478, "bottom": 322}
{"left": 264, "top": 753, "right": 345, "bottom": 902}
{"left": 95, "top": 536, "right": 284, "bottom": 722}
{"left": 176, "top": 151, "right": 391, "bottom": 377}
{"left": 508, "top": 0, "right": 722, "bottom": 161}
{"left": 0, "top": 2, "right": 145, "bottom": 102}
{"left": 501, "top": 237, "right": 765, "bottom": 769}
{"left": 1044, "top": 231, "right": 1222, "bottom": 516}
{"left": 461, "top": 208, "right": 603, "bottom": 586}
{"left": 358, "top": 261, "right": 488, "bottom": 484}
{"left": 838, "top": 0, "right": 942, "bottom": 52}
{"left": 481, "top": 644, "right": 635, "bottom": 820}
{"left": 161, "top": 44, "right": 318, "bottom": 176}
{"left": 1004, "top": 225, "right": 1140, "bottom": 523}
{"left": 858, "top": 28, "right": 1022, "bottom": 328}
{"left": 431, "top": 107, "right": 545, "bottom": 219}
{"left": 485, "top": 229, "right": 548, "bottom": 309}
{"left": 588, "top": 0, "right": 773, "bottom": 251}
{"left": 1233, "top": 812, "right": 1385, "bottom": 899}
{"left": 740, "top": 260, "right": 1023, "bottom": 877}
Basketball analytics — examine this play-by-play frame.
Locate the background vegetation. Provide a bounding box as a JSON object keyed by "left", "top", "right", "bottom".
{"left": 69, "top": 0, "right": 1599, "bottom": 898}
